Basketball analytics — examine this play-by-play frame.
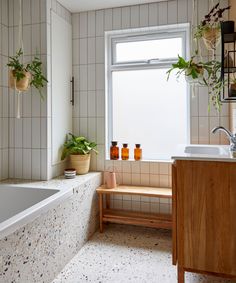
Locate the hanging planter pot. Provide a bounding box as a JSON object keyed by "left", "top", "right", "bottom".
{"left": 202, "top": 27, "right": 221, "bottom": 50}
{"left": 9, "top": 70, "right": 31, "bottom": 92}
{"left": 184, "top": 66, "right": 204, "bottom": 85}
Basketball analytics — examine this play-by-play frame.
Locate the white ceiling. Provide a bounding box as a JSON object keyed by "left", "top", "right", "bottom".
{"left": 57, "top": 0, "right": 166, "bottom": 13}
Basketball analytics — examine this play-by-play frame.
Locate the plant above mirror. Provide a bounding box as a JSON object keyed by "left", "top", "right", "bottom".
{"left": 7, "top": 49, "right": 48, "bottom": 98}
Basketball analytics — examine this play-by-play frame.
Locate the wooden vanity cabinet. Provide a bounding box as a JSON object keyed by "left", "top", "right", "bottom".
{"left": 172, "top": 160, "right": 236, "bottom": 283}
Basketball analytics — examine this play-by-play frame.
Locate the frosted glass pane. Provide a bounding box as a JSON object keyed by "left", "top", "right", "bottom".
{"left": 116, "top": 38, "right": 182, "bottom": 62}
{"left": 112, "top": 69, "right": 188, "bottom": 160}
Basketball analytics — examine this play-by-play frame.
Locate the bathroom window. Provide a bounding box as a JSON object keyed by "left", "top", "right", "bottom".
{"left": 106, "top": 25, "right": 190, "bottom": 160}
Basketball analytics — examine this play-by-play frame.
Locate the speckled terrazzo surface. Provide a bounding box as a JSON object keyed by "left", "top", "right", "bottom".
{"left": 53, "top": 224, "right": 235, "bottom": 283}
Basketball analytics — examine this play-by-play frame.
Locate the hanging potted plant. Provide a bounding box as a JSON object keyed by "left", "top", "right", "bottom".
{"left": 61, "top": 134, "right": 98, "bottom": 175}
{"left": 194, "top": 2, "right": 230, "bottom": 50}
{"left": 167, "top": 55, "right": 204, "bottom": 85}
{"left": 7, "top": 49, "right": 47, "bottom": 98}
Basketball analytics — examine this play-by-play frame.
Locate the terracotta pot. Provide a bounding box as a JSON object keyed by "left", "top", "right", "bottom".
{"left": 9, "top": 70, "right": 31, "bottom": 91}
{"left": 229, "top": 83, "right": 236, "bottom": 97}
{"left": 70, "top": 154, "right": 90, "bottom": 175}
{"left": 202, "top": 28, "right": 221, "bottom": 50}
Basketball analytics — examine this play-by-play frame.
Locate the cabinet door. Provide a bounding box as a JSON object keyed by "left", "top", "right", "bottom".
{"left": 172, "top": 162, "right": 177, "bottom": 265}
{"left": 177, "top": 160, "right": 236, "bottom": 276}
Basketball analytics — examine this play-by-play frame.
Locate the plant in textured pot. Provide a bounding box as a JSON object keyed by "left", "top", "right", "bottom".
{"left": 61, "top": 134, "right": 98, "bottom": 175}
{"left": 7, "top": 49, "right": 47, "bottom": 98}
{"left": 194, "top": 2, "right": 230, "bottom": 50}
{"left": 167, "top": 55, "right": 204, "bottom": 84}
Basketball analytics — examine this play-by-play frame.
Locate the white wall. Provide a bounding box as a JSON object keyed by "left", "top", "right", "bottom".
{"left": 71, "top": 0, "right": 230, "bottom": 213}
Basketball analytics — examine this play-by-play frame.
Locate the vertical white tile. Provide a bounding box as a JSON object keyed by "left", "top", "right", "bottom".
{"left": 32, "top": 118, "right": 41, "bottom": 148}
{"left": 191, "top": 117, "right": 199, "bottom": 144}
{"left": 104, "top": 9, "right": 112, "bottom": 31}
{"left": 79, "top": 38, "right": 87, "bottom": 65}
{"left": 23, "top": 149, "right": 32, "bottom": 179}
{"left": 150, "top": 174, "right": 160, "bottom": 187}
{"left": 95, "top": 37, "right": 104, "bottom": 64}
{"left": 140, "top": 174, "right": 150, "bottom": 186}
{"left": 131, "top": 173, "right": 140, "bottom": 185}
{"left": 88, "top": 118, "right": 96, "bottom": 141}
{"left": 199, "top": 117, "right": 209, "bottom": 144}
{"left": 79, "top": 91, "right": 88, "bottom": 117}
{"left": 79, "top": 65, "right": 88, "bottom": 91}
{"left": 79, "top": 117, "right": 88, "bottom": 137}
{"left": 209, "top": 116, "right": 220, "bottom": 144}
{"left": 130, "top": 6, "right": 139, "bottom": 28}
{"left": 88, "top": 37, "right": 96, "bottom": 64}
{"left": 96, "top": 90, "right": 105, "bottom": 117}
{"left": 32, "top": 149, "right": 41, "bottom": 180}
{"left": 23, "top": 25, "right": 32, "bottom": 55}
{"left": 139, "top": 4, "right": 148, "bottom": 27}
{"left": 15, "top": 119, "right": 23, "bottom": 148}
{"left": 148, "top": 3, "right": 158, "bottom": 26}
{"left": 40, "top": 118, "right": 47, "bottom": 148}
{"left": 79, "top": 12, "right": 88, "bottom": 38}
{"left": 198, "top": 86, "right": 209, "bottom": 117}
{"left": 177, "top": 0, "right": 188, "bottom": 23}
{"left": 122, "top": 172, "right": 132, "bottom": 185}
{"left": 88, "top": 90, "right": 96, "bottom": 117}
{"left": 73, "top": 39, "right": 80, "bottom": 65}
{"left": 96, "top": 10, "right": 104, "bottom": 36}
{"left": 23, "top": 0, "right": 31, "bottom": 25}
{"left": 32, "top": 0, "right": 40, "bottom": 24}
{"left": 140, "top": 161, "right": 149, "bottom": 174}
{"left": 23, "top": 118, "right": 32, "bottom": 148}
{"left": 96, "top": 64, "right": 105, "bottom": 90}
{"left": 167, "top": 0, "right": 177, "bottom": 24}
{"left": 96, "top": 117, "right": 105, "bottom": 144}
{"left": 158, "top": 2, "right": 168, "bottom": 25}
{"left": 72, "top": 13, "right": 79, "bottom": 39}
{"left": 121, "top": 7, "right": 130, "bottom": 29}
{"left": 88, "top": 11, "right": 96, "bottom": 37}
{"left": 15, "top": 148, "right": 23, "bottom": 179}
{"left": 112, "top": 8, "right": 122, "bottom": 30}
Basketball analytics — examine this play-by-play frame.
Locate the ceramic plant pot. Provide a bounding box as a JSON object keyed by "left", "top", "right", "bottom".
{"left": 9, "top": 70, "right": 31, "bottom": 91}
{"left": 184, "top": 67, "right": 204, "bottom": 85}
{"left": 229, "top": 83, "right": 236, "bottom": 98}
{"left": 70, "top": 154, "right": 90, "bottom": 175}
{"left": 202, "top": 28, "right": 221, "bottom": 50}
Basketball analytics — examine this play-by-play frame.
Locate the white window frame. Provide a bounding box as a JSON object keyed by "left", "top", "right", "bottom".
{"left": 105, "top": 23, "right": 190, "bottom": 160}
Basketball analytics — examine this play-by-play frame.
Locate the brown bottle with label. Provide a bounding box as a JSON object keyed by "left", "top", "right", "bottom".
{"left": 121, "top": 143, "right": 129, "bottom": 160}
{"left": 110, "top": 141, "right": 119, "bottom": 160}
{"left": 134, "top": 144, "right": 142, "bottom": 161}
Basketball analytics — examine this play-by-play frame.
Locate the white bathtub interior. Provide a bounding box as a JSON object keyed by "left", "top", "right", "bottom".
{"left": 0, "top": 186, "right": 59, "bottom": 223}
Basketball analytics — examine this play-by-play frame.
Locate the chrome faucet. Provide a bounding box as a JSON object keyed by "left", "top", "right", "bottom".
{"left": 211, "top": 126, "right": 236, "bottom": 152}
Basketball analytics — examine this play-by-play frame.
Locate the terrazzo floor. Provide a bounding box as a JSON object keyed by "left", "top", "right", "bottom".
{"left": 52, "top": 224, "right": 235, "bottom": 283}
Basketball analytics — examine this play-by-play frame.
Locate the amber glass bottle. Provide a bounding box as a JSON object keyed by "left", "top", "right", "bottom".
{"left": 110, "top": 141, "right": 119, "bottom": 160}
{"left": 121, "top": 143, "right": 129, "bottom": 160}
{"left": 134, "top": 144, "right": 142, "bottom": 161}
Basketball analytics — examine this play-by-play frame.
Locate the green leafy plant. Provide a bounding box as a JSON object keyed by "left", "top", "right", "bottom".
{"left": 7, "top": 49, "right": 48, "bottom": 98}
{"left": 194, "top": 2, "right": 230, "bottom": 39}
{"left": 61, "top": 133, "right": 98, "bottom": 160}
{"left": 167, "top": 55, "right": 204, "bottom": 81}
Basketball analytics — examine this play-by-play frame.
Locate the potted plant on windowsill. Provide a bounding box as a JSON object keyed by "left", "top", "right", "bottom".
{"left": 167, "top": 55, "right": 204, "bottom": 84}
{"left": 61, "top": 134, "right": 98, "bottom": 175}
{"left": 194, "top": 2, "right": 230, "bottom": 50}
{"left": 7, "top": 49, "right": 48, "bottom": 98}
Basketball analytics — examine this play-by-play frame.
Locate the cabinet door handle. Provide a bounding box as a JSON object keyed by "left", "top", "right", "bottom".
{"left": 70, "top": 77, "right": 74, "bottom": 106}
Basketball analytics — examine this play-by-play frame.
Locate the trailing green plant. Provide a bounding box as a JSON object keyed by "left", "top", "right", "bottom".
{"left": 194, "top": 2, "right": 230, "bottom": 39}
{"left": 61, "top": 133, "right": 98, "bottom": 160}
{"left": 167, "top": 55, "right": 204, "bottom": 81}
{"left": 7, "top": 49, "right": 48, "bottom": 98}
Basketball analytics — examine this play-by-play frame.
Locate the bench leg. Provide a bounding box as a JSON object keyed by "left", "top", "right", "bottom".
{"left": 99, "top": 193, "right": 103, "bottom": 233}
{"left": 178, "top": 266, "right": 185, "bottom": 283}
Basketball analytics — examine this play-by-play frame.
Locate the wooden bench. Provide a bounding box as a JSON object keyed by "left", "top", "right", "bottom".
{"left": 96, "top": 185, "right": 172, "bottom": 232}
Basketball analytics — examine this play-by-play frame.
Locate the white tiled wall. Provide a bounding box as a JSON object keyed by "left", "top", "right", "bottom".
{"left": 72, "top": 0, "right": 230, "bottom": 213}
{"left": 0, "top": 0, "right": 9, "bottom": 180}
{"left": 0, "top": 0, "right": 71, "bottom": 180}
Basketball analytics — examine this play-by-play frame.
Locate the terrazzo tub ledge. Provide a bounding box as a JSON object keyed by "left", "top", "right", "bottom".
{"left": 0, "top": 172, "right": 102, "bottom": 283}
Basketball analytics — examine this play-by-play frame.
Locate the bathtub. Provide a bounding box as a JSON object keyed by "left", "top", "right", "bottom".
{"left": 0, "top": 185, "right": 73, "bottom": 240}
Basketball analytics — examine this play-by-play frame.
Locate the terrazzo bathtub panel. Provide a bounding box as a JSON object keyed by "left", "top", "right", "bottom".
{"left": 0, "top": 173, "right": 102, "bottom": 283}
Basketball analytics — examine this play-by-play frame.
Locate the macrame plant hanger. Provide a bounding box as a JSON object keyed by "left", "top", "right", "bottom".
{"left": 15, "top": 0, "right": 24, "bottom": 119}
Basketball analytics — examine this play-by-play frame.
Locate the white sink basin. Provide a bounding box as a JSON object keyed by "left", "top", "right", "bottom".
{"left": 184, "top": 145, "right": 228, "bottom": 156}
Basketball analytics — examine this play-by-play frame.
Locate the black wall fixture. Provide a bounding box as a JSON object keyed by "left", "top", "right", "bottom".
{"left": 221, "top": 21, "right": 236, "bottom": 101}
{"left": 70, "top": 76, "right": 75, "bottom": 106}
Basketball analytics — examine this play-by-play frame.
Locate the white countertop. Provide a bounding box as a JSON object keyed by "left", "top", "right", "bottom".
{"left": 171, "top": 144, "right": 236, "bottom": 162}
